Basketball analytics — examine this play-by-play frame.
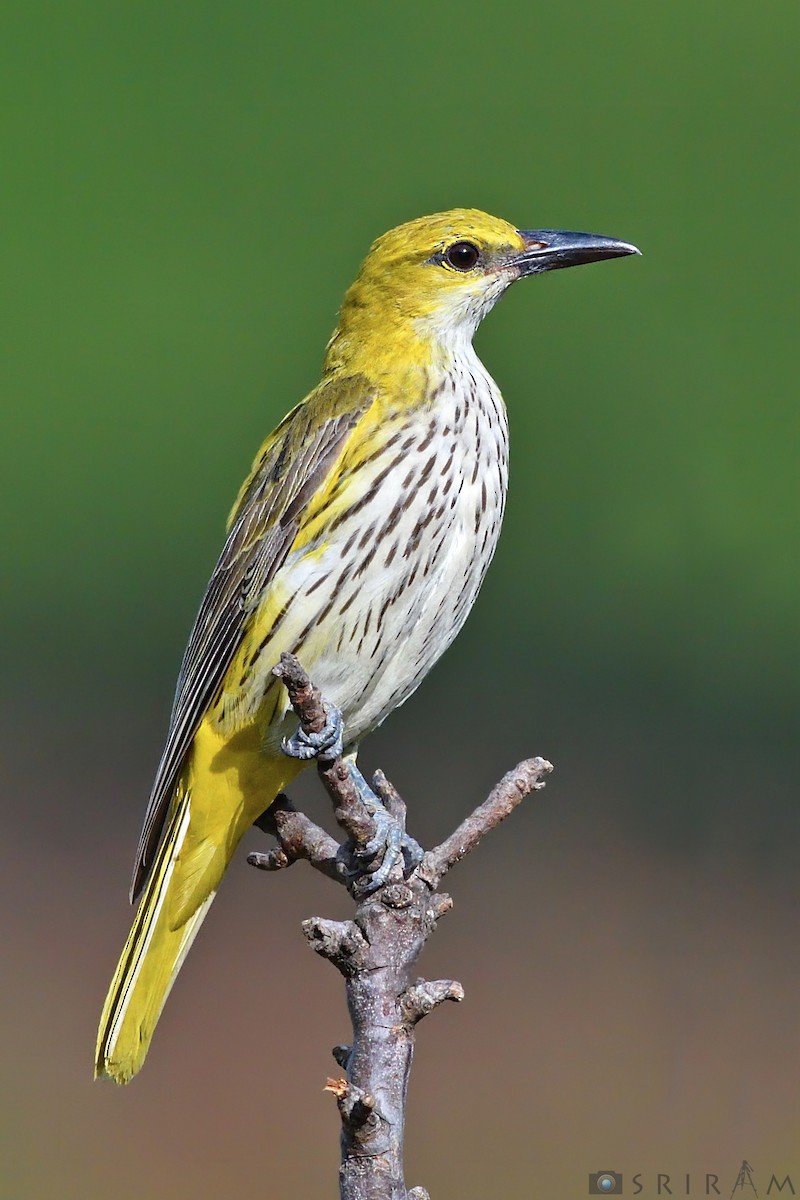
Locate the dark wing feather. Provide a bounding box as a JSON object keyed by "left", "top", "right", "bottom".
{"left": 130, "top": 376, "right": 375, "bottom": 901}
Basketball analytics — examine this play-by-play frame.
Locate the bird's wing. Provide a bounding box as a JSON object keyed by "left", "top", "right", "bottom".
{"left": 130, "top": 374, "right": 376, "bottom": 900}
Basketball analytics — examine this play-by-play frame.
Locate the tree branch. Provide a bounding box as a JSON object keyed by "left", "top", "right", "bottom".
{"left": 273, "top": 651, "right": 373, "bottom": 843}
{"left": 250, "top": 654, "right": 553, "bottom": 1199}
{"left": 249, "top": 795, "right": 343, "bottom": 883}
{"left": 418, "top": 757, "right": 553, "bottom": 888}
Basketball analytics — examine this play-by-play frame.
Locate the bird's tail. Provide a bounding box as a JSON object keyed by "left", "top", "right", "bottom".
{"left": 94, "top": 790, "right": 223, "bottom": 1084}
{"left": 95, "top": 716, "right": 301, "bottom": 1085}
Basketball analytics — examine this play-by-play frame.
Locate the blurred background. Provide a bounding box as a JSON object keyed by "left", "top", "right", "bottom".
{"left": 2, "top": 1, "right": 798, "bottom": 1195}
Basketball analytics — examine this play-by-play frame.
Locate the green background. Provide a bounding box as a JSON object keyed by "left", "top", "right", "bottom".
{"left": 2, "top": 2, "right": 798, "bottom": 1196}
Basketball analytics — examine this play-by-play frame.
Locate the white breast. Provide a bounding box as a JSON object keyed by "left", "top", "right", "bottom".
{"left": 246, "top": 348, "right": 509, "bottom": 750}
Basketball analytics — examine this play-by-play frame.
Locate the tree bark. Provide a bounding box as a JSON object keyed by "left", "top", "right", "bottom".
{"left": 249, "top": 653, "right": 553, "bottom": 1200}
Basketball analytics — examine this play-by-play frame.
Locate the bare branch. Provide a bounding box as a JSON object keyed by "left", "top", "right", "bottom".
{"left": 272, "top": 651, "right": 329, "bottom": 736}
{"left": 419, "top": 756, "right": 553, "bottom": 887}
{"left": 337, "top": 1083, "right": 379, "bottom": 1132}
{"left": 426, "top": 892, "right": 453, "bottom": 922}
{"left": 250, "top": 795, "right": 343, "bottom": 883}
{"left": 399, "top": 978, "right": 465, "bottom": 1026}
{"left": 318, "top": 759, "right": 374, "bottom": 845}
{"left": 246, "top": 846, "right": 291, "bottom": 872}
{"left": 251, "top": 657, "right": 554, "bottom": 1199}
{"left": 371, "top": 769, "right": 407, "bottom": 824}
{"left": 332, "top": 1044, "right": 352, "bottom": 1069}
{"left": 301, "top": 916, "right": 369, "bottom": 974}
{"left": 274, "top": 652, "right": 374, "bottom": 844}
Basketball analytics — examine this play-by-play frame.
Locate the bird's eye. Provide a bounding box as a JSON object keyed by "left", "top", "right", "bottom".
{"left": 443, "top": 241, "right": 481, "bottom": 271}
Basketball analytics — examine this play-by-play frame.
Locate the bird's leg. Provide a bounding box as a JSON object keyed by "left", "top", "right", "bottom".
{"left": 273, "top": 653, "right": 421, "bottom": 892}
{"left": 281, "top": 700, "right": 345, "bottom": 764}
{"left": 342, "top": 759, "right": 424, "bottom": 894}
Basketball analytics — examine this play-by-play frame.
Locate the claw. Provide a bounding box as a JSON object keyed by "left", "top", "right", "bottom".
{"left": 341, "top": 766, "right": 423, "bottom": 895}
{"left": 281, "top": 702, "right": 344, "bottom": 764}
{"left": 358, "top": 831, "right": 403, "bottom": 893}
{"left": 354, "top": 812, "right": 396, "bottom": 861}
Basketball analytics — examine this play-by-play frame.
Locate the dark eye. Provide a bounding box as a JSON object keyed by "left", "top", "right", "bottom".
{"left": 444, "top": 241, "right": 481, "bottom": 271}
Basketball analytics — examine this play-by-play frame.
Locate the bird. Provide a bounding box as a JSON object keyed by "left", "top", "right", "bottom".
{"left": 95, "top": 208, "right": 639, "bottom": 1084}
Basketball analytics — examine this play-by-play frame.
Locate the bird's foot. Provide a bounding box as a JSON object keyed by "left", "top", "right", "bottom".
{"left": 342, "top": 765, "right": 423, "bottom": 895}
{"left": 281, "top": 701, "right": 344, "bottom": 764}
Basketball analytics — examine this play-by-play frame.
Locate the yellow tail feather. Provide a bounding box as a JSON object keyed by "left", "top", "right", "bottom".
{"left": 95, "top": 793, "right": 216, "bottom": 1084}
{"left": 96, "top": 716, "right": 303, "bottom": 1084}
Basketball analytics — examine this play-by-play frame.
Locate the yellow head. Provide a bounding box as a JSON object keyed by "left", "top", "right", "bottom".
{"left": 325, "top": 208, "right": 639, "bottom": 371}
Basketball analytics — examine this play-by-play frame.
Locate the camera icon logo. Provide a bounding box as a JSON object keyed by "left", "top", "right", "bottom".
{"left": 588, "top": 1171, "right": 623, "bottom": 1194}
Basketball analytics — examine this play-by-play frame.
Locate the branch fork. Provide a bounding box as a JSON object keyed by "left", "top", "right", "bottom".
{"left": 249, "top": 652, "right": 553, "bottom": 1200}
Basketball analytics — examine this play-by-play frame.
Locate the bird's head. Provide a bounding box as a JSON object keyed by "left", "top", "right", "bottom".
{"left": 326, "top": 208, "right": 639, "bottom": 371}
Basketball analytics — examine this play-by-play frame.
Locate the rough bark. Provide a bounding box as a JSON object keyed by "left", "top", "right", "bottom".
{"left": 248, "top": 653, "right": 553, "bottom": 1200}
